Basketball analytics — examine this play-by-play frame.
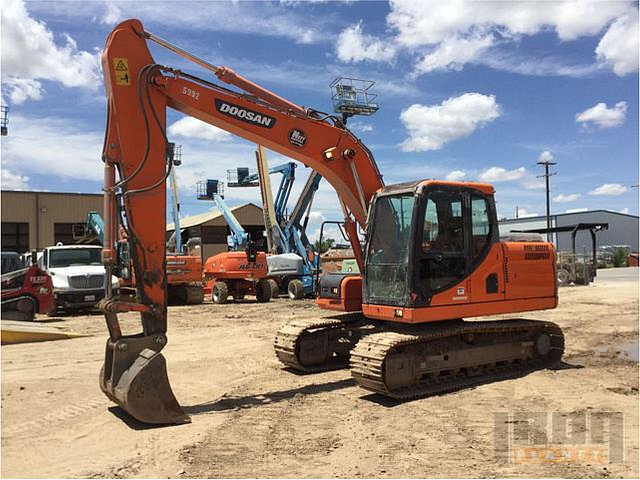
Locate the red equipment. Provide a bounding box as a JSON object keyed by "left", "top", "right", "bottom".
{"left": 1, "top": 255, "right": 55, "bottom": 321}
{"left": 203, "top": 251, "right": 271, "bottom": 304}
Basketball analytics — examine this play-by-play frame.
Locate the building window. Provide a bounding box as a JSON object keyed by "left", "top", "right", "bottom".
{"left": 1, "top": 222, "right": 29, "bottom": 253}
{"left": 54, "top": 223, "right": 85, "bottom": 245}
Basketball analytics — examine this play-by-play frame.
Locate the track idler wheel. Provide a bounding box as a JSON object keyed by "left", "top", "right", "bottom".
{"left": 100, "top": 334, "right": 190, "bottom": 425}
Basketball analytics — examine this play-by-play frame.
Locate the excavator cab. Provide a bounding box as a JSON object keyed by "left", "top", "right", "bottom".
{"left": 363, "top": 181, "right": 498, "bottom": 310}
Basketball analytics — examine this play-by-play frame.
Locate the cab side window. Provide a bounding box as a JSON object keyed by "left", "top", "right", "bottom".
{"left": 421, "top": 192, "right": 463, "bottom": 253}
{"left": 471, "top": 195, "right": 491, "bottom": 260}
{"left": 419, "top": 191, "right": 465, "bottom": 293}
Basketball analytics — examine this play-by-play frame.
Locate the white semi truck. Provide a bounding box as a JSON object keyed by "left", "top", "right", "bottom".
{"left": 38, "top": 244, "right": 119, "bottom": 313}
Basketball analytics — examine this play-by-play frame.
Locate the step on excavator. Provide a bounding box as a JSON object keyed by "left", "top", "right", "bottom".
{"left": 98, "top": 19, "right": 564, "bottom": 424}
{"left": 196, "top": 179, "right": 272, "bottom": 304}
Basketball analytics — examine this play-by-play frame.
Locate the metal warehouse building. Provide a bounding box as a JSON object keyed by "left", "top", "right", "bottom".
{"left": 1, "top": 190, "right": 103, "bottom": 252}
{"left": 499, "top": 210, "right": 639, "bottom": 252}
{"left": 166, "top": 203, "right": 266, "bottom": 262}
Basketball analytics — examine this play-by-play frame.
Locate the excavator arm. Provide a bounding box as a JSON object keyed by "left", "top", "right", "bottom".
{"left": 100, "top": 19, "right": 383, "bottom": 424}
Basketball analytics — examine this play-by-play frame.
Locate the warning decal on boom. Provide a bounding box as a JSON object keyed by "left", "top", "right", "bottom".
{"left": 113, "top": 57, "right": 130, "bottom": 86}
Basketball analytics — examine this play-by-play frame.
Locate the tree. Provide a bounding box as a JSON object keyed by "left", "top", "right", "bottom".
{"left": 314, "top": 238, "right": 335, "bottom": 254}
{"left": 613, "top": 247, "right": 629, "bottom": 268}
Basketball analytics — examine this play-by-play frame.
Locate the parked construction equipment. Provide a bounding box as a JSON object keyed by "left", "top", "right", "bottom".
{"left": 1, "top": 252, "right": 55, "bottom": 321}
{"left": 75, "top": 209, "right": 203, "bottom": 304}
{"left": 97, "top": 20, "right": 563, "bottom": 424}
{"left": 197, "top": 179, "right": 271, "bottom": 304}
{"left": 165, "top": 146, "right": 205, "bottom": 304}
{"left": 228, "top": 146, "right": 321, "bottom": 298}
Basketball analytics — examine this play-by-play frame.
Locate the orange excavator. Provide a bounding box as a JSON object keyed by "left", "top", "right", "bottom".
{"left": 99, "top": 19, "right": 564, "bottom": 424}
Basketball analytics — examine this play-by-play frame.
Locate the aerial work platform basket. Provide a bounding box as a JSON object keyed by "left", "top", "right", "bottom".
{"left": 197, "top": 179, "right": 224, "bottom": 200}
{"left": 226, "top": 167, "right": 259, "bottom": 187}
{"left": 330, "top": 77, "right": 379, "bottom": 117}
{"left": 1, "top": 105, "right": 8, "bottom": 136}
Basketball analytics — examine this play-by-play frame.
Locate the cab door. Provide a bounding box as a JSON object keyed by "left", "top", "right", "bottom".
{"left": 414, "top": 189, "right": 467, "bottom": 305}
{"left": 413, "top": 188, "right": 500, "bottom": 307}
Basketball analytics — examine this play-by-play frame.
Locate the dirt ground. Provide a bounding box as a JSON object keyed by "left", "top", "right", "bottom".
{"left": 2, "top": 270, "right": 638, "bottom": 478}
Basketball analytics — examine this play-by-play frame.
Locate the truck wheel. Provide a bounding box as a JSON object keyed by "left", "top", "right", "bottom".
{"left": 288, "top": 279, "right": 305, "bottom": 300}
{"left": 557, "top": 268, "right": 571, "bottom": 286}
{"left": 212, "top": 282, "right": 229, "bottom": 304}
{"left": 267, "top": 279, "right": 279, "bottom": 298}
{"left": 186, "top": 285, "right": 204, "bottom": 304}
{"left": 256, "top": 279, "right": 271, "bottom": 303}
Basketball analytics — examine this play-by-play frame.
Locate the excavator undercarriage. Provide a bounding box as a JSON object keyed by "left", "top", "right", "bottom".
{"left": 275, "top": 317, "right": 564, "bottom": 398}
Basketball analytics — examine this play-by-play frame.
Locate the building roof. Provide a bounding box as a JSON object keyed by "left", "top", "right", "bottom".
{"left": 167, "top": 203, "right": 261, "bottom": 230}
{"left": 499, "top": 209, "right": 638, "bottom": 224}
{"left": 2, "top": 190, "right": 102, "bottom": 197}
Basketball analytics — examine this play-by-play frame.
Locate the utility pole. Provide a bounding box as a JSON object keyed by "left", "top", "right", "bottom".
{"left": 537, "top": 153, "right": 556, "bottom": 243}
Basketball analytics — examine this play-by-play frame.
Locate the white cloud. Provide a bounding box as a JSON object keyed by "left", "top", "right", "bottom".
{"left": 553, "top": 193, "right": 580, "bottom": 203}
{"left": 480, "top": 51, "right": 603, "bottom": 78}
{"left": 1, "top": 169, "right": 30, "bottom": 190}
{"left": 1, "top": 115, "right": 103, "bottom": 182}
{"left": 445, "top": 170, "right": 466, "bottom": 181}
{"left": 565, "top": 207, "right": 589, "bottom": 213}
{"left": 538, "top": 150, "right": 554, "bottom": 163}
{"left": 1, "top": 0, "right": 100, "bottom": 103}
{"left": 341, "top": 0, "right": 638, "bottom": 76}
{"left": 575, "top": 101, "right": 627, "bottom": 129}
{"left": 620, "top": 207, "right": 630, "bottom": 214}
{"left": 522, "top": 177, "right": 545, "bottom": 190}
{"left": 2, "top": 77, "right": 43, "bottom": 104}
{"left": 399, "top": 93, "right": 500, "bottom": 152}
{"left": 30, "top": 1, "right": 329, "bottom": 45}
{"left": 596, "top": 14, "right": 639, "bottom": 76}
{"left": 336, "top": 22, "right": 396, "bottom": 62}
{"left": 98, "top": 1, "right": 122, "bottom": 25}
{"left": 478, "top": 166, "right": 526, "bottom": 183}
{"left": 387, "top": 0, "right": 630, "bottom": 46}
{"left": 308, "top": 211, "right": 325, "bottom": 222}
{"left": 168, "top": 117, "right": 232, "bottom": 142}
{"left": 413, "top": 34, "right": 494, "bottom": 74}
{"left": 348, "top": 121, "right": 374, "bottom": 133}
{"left": 516, "top": 208, "right": 539, "bottom": 218}
{"left": 589, "top": 183, "right": 628, "bottom": 196}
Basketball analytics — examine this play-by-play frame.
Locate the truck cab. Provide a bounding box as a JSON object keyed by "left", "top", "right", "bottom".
{"left": 39, "top": 245, "right": 119, "bottom": 312}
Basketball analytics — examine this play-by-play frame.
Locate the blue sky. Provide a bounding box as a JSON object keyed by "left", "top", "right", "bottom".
{"left": 1, "top": 0, "right": 638, "bottom": 239}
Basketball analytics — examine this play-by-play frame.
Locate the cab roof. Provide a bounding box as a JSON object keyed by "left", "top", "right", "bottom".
{"left": 379, "top": 179, "right": 495, "bottom": 196}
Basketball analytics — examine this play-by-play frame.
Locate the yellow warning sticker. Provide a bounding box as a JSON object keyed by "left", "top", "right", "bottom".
{"left": 113, "top": 57, "right": 130, "bottom": 86}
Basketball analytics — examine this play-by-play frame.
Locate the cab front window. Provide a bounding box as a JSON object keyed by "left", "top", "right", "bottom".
{"left": 365, "top": 194, "right": 415, "bottom": 306}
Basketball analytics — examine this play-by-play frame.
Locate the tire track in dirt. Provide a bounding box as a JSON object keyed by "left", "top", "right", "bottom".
{"left": 3, "top": 399, "right": 108, "bottom": 439}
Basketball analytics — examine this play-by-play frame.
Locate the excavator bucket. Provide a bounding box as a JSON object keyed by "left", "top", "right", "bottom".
{"left": 100, "top": 335, "right": 190, "bottom": 425}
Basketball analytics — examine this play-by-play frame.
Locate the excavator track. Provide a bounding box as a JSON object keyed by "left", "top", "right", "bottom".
{"left": 350, "top": 319, "right": 564, "bottom": 399}
{"left": 274, "top": 315, "right": 373, "bottom": 372}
